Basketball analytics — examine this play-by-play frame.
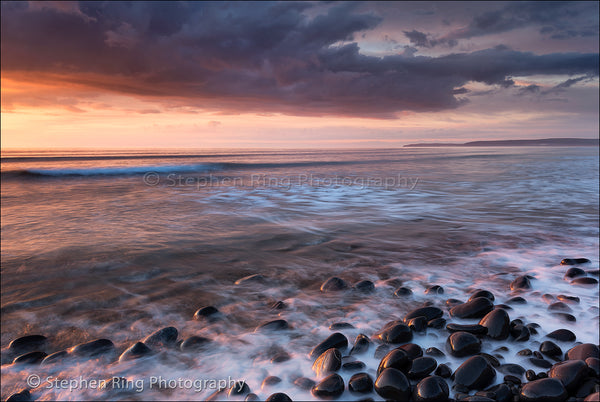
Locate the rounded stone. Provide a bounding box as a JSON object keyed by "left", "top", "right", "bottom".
{"left": 585, "top": 357, "right": 600, "bottom": 376}
{"left": 507, "top": 296, "right": 527, "bottom": 304}
{"left": 313, "top": 348, "right": 342, "bottom": 377}
{"left": 311, "top": 373, "right": 345, "bottom": 399}
{"left": 348, "top": 372, "right": 374, "bottom": 394}
{"left": 408, "top": 357, "right": 438, "bottom": 379}
{"left": 8, "top": 335, "right": 48, "bottom": 355}
{"left": 413, "top": 375, "right": 449, "bottom": 402}
{"left": 70, "top": 339, "right": 115, "bottom": 358}
{"left": 561, "top": 258, "right": 591, "bottom": 265}
{"left": 193, "top": 306, "right": 221, "bottom": 321}
{"left": 497, "top": 363, "right": 525, "bottom": 377}
{"left": 245, "top": 393, "right": 260, "bottom": 401}
{"left": 556, "top": 295, "right": 580, "bottom": 304}
{"left": 476, "top": 383, "right": 511, "bottom": 402}
{"left": 310, "top": 332, "right": 348, "bottom": 359}
{"left": 479, "top": 308, "right": 510, "bottom": 340}
{"left": 453, "top": 355, "right": 496, "bottom": 390}
{"left": 404, "top": 306, "right": 444, "bottom": 323}
{"left": 428, "top": 318, "right": 446, "bottom": 329}
{"left": 13, "top": 351, "right": 47, "bottom": 365}
{"left": 446, "top": 323, "right": 487, "bottom": 335}
{"left": 469, "top": 290, "right": 495, "bottom": 302}
{"left": 294, "top": 377, "right": 316, "bottom": 390}
{"left": 329, "top": 322, "right": 354, "bottom": 330}
{"left": 255, "top": 319, "right": 289, "bottom": 332}
{"left": 510, "top": 275, "right": 532, "bottom": 290}
{"left": 564, "top": 267, "right": 586, "bottom": 278}
{"left": 398, "top": 343, "right": 423, "bottom": 360}
{"left": 548, "top": 359, "right": 589, "bottom": 392}
{"left": 425, "top": 285, "right": 444, "bottom": 295}
{"left": 261, "top": 376, "right": 282, "bottom": 388}
{"left": 180, "top": 336, "right": 211, "bottom": 352}
{"left": 511, "top": 324, "right": 530, "bottom": 341}
{"left": 377, "top": 348, "right": 411, "bottom": 375}
{"left": 449, "top": 297, "right": 494, "bottom": 319}
{"left": 342, "top": 361, "right": 365, "bottom": 371}
{"left": 354, "top": 280, "right": 375, "bottom": 293}
{"left": 529, "top": 357, "right": 553, "bottom": 369}
{"left": 265, "top": 393, "right": 292, "bottom": 402}
{"left": 566, "top": 344, "right": 599, "bottom": 361}
{"left": 426, "top": 347, "right": 445, "bottom": 357}
{"left": 394, "top": 286, "right": 413, "bottom": 297}
{"left": 6, "top": 389, "right": 31, "bottom": 402}
{"left": 349, "top": 333, "right": 371, "bottom": 355}
{"left": 320, "top": 277, "right": 349, "bottom": 292}
{"left": 519, "top": 378, "right": 567, "bottom": 402}
{"left": 119, "top": 342, "right": 153, "bottom": 362}
{"left": 539, "top": 341, "right": 562, "bottom": 358}
{"left": 228, "top": 382, "right": 250, "bottom": 396}
{"left": 374, "top": 368, "right": 411, "bottom": 400}
{"left": 41, "top": 350, "right": 68, "bottom": 365}
{"left": 571, "top": 277, "right": 599, "bottom": 286}
{"left": 446, "top": 331, "right": 481, "bottom": 357}
{"left": 547, "top": 329, "right": 576, "bottom": 342}
{"left": 375, "top": 321, "right": 413, "bottom": 344}
{"left": 142, "top": 327, "right": 178, "bottom": 347}
{"left": 434, "top": 364, "right": 452, "bottom": 378}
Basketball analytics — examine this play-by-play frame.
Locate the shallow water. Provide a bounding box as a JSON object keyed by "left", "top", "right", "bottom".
{"left": 1, "top": 147, "right": 598, "bottom": 400}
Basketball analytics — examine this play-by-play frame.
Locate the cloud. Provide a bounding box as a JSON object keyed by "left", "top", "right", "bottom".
{"left": 1, "top": 2, "right": 598, "bottom": 118}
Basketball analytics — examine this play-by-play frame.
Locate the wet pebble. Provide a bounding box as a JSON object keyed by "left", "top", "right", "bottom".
{"left": 70, "top": 338, "right": 115, "bottom": 358}
{"left": 312, "top": 373, "right": 345, "bottom": 399}
{"left": 435, "top": 363, "right": 452, "bottom": 378}
{"left": 453, "top": 355, "right": 496, "bottom": 390}
{"left": 374, "top": 368, "right": 411, "bottom": 400}
{"left": 547, "top": 329, "right": 576, "bottom": 342}
{"left": 564, "top": 267, "right": 586, "bottom": 278}
{"left": 374, "top": 344, "right": 391, "bottom": 359}
{"left": 193, "top": 306, "right": 222, "bottom": 322}
{"left": 398, "top": 343, "right": 423, "bottom": 359}
{"left": 446, "top": 323, "right": 487, "bottom": 335}
{"left": 561, "top": 258, "right": 591, "bottom": 265}
{"left": 507, "top": 296, "right": 527, "bottom": 304}
{"left": 342, "top": 361, "right": 366, "bottom": 371}
{"left": 13, "top": 351, "right": 47, "bottom": 365}
{"left": 119, "top": 342, "right": 153, "bottom": 362}
{"left": 586, "top": 357, "right": 600, "bottom": 376}
{"left": 548, "top": 302, "right": 572, "bottom": 312}
{"left": 425, "top": 285, "right": 444, "bottom": 295}
{"left": 6, "top": 389, "right": 32, "bottom": 402}
{"left": 520, "top": 377, "right": 568, "bottom": 402}
{"left": 556, "top": 295, "right": 580, "bottom": 304}
{"left": 262, "top": 376, "right": 282, "bottom": 388}
{"left": 142, "top": 326, "right": 178, "bottom": 347}
{"left": 404, "top": 306, "right": 444, "bottom": 323}
{"left": 255, "top": 319, "right": 289, "bottom": 332}
{"left": 354, "top": 280, "right": 375, "bottom": 293}
{"left": 377, "top": 348, "right": 411, "bottom": 374}
{"left": 585, "top": 392, "right": 600, "bottom": 401}
{"left": 540, "top": 341, "right": 563, "bottom": 358}
{"left": 350, "top": 334, "right": 371, "bottom": 356}
{"left": 320, "top": 277, "right": 349, "bottom": 292}
{"left": 476, "top": 383, "right": 511, "bottom": 402}
{"left": 294, "top": 377, "right": 316, "bottom": 390}
{"left": 375, "top": 321, "right": 413, "bottom": 344}
{"left": 8, "top": 335, "right": 47, "bottom": 355}
{"left": 497, "top": 363, "right": 525, "bottom": 377}
{"left": 180, "top": 336, "right": 211, "bottom": 352}
{"left": 571, "top": 277, "right": 599, "bottom": 286}
{"left": 549, "top": 359, "right": 589, "bottom": 392}
{"left": 394, "top": 286, "right": 413, "bottom": 297}
{"left": 408, "top": 357, "right": 438, "bottom": 379}
{"left": 348, "top": 372, "right": 374, "bottom": 394}
{"left": 469, "top": 289, "right": 495, "bottom": 302}
{"left": 510, "top": 324, "right": 530, "bottom": 341}
{"left": 551, "top": 312, "right": 576, "bottom": 322}
{"left": 310, "top": 332, "right": 348, "bottom": 359}
{"left": 529, "top": 357, "right": 553, "bottom": 369}
{"left": 426, "top": 347, "right": 445, "bottom": 357}
{"left": 428, "top": 317, "right": 446, "bottom": 329}
{"left": 413, "top": 375, "right": 449, "bottom": 402}
{"left": 41, "top": 350, "right": 68, "bottom": 365}
{"left": 329, "top": 322, "right": 354, "bottom": 330}
{"left": 407, "top": 316, "right": 428, "bottom": 332}
{"left": 266, "top": 392, "right": 292, "bottom": 401}
{"left": 449, "top": 297, "right": 494, "bottom": 319}
{"left": 313, "top": 348, "right": 342, "bottom": 377}
{"left": 245, "top": 392, "right": 260, "bottom": 401}
{"left": 566, "top": 344, "right": 599, "bottom": 360}
{"left": 510, "top": 275, "right": 532, "bottom": 290}
{"left": 228, "top": 382, "right": 251, "bottom": 397}
{"left": 446, "top": 331, "right": 481, "bottom": 357}
{"left": 479, "top": 308, "right": 510, "bottom": 340}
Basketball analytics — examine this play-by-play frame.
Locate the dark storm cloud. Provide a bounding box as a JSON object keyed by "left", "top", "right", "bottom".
{"left": 445, "top": 1, "right": 599, "bottom": 42}
{"left": 1, "top": 1, "right": 598, "bottom": 117}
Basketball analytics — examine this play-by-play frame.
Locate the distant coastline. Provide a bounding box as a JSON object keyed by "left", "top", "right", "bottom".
{"left": 403, "top": 138, "right": 599, "bottom": 147}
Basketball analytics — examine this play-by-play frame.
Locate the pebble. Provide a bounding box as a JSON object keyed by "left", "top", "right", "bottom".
{"left": 449, "top": 297, "right": 494, "bottom": 319}
{"left": 566, "top": 344, "right": 599, "bottom": 361}
{"left": 575, "top": 378, "right": 600, "bottom": 399}
{"left": 408, "top": 316, "right": 428, "bottom": 332}
{"left": 511, "top": 324, "right": 530, "bottom": 341}
{"left": 404, "top": 306, "right": 444, "bottom": 323}
{"left": 398, "top": 343, "right": 423, "bottom": 359}
{"left": 329, "top": 322, "right": 354, "bottom": 330}
{"left": 6, "top": 389, "right": 31, "bottom": 402}
{"left": 228, "top": 382, "right": 251, "bottom": 397}
{"left": 549, "top": 360, "right": 589, "bottom": 392}
{"left": 320, "top": 277, "right": 349, "bottom": 292}
{"left": 564, "top": 267, "right": 586, "bottom": 278}
{"left": 571, "top": 277, "right": 599, "bottom": 286}
{"left": 270, "top": 301, "right": 286, "bottom": 310}
{"left": 193, "top": 306, "right": 222, "bottom": 322}
{"left": 519, "top": 377, "right": 568, "bottom": 402}
{"left": 453, "top": 355, "right": 496, "bottom": 390}
{"left": 265, "top": 393, "right": 292, "bottom": 401}
{"left": 469, "top": 289, "right": 495, "bottom": 302}
{"left": 540, "top": 341, "right": 563, "bottom": 358}
{"left": 377, "top": 348, "right": 411, "bottom": 375}
{"left": 446, "top": 298, "right": 463, "bottom": 307}
{"left": 13, "top": 351, "right": 47, "bottom": 365}
{"left": 394, "top": 287, "right": 413, "bottom": 296}
{"left": 375, "top": 321, "right": 413, "bottom": 344}
{"left": 311, "top": 373, "right": 345, "bottom": 399}
{"left": 142, "top": 327, "right": 178, "bottom": 347}
{"left": 350, "top": 334, "right": 371, "bottom": 355}
{"left": 510, "top": 275, "right": 532, "bottom": 290}
{"left": 586, "top": 357, "right": 600, "bottom": 376}
{"left": 374, "top": 368, "right": 411, "bottom": 400}
{"left": 428, "top": 317, "right": 446, "bottom": 329}
{"left": 354, "top": 280, "right": 375, "bottom": 293}
{"left": 118, "top": 342, "right": 153, "bottom": 362}
{"left": 426, "top": 347, "right": 445, "bottom": 357}
{"left": 529, "top": 357, "right": 553, "bottom": 369}
{"left": 413, "top": 375, "right": 449, "bottom": 402}
{"left": 446, "top": 323, "right": 488, "bottom": 335}
{"left": 8, "top": 335, "right": 47, "bottom": 355}
{"left": 476, "top": 383, "right": 511, "bottom": 402}
{"left": 548, "top": 302, "right": 572, "bottom": 312}
{"left": 180, "top": 336, "right": 211, "bottom": 352}
{"left": 547, "top": 329, "right": 576, "bottom": 342}
{"left": 374, "top": 344, "right": 391, "bottom": 359}
{"left": 262, "top": 376, "right": 282, "bottom": 388}
{"left": 255, "top": 319, "right": 289, "bottom": 332}
{"left": 556, "top": 295, "right": 580, "bottom": 304}
{"left": 310, "top": 332, "right": 348, "bottom": 359}
{"left": 435, "top": 363, "right": 452, "bottom": 378}
{"left": 552, "top": 312, "right": 576, "bottom": 322}
{"left": 294, "top": 377, "right": 316, "bottom": 390}
{"left": 245, "top": 393, "right": 260, "bottom": 401}
{"left": 425, "top": 285, "right": 444, "bottom": 295}
{"left": 313, "top": 348, "right": 342, "bottom": 377}
{"left": 497, "top": 363, "right": 525, "bottom": 377}
{"left": 479, "top": 308, "right": 510, "bottom": 340}
{"left": 70, "top": 339, "right": 115, "bottom": 358}
{"left": 41, "top": 350, "right": 68, "bottom": 365}
{"left": 408, "top": 357, "right": 438, "bottom": 379}
{"left": 348, "top": 372, "right": 374, "bottom": 394}
{"left": 342, "top": 361, "right": 366, "bottom": 371}
{"left": 526, "top": 369, "right": 537, "bottom": 381}
{"left": 561, "top": 258, "right": 591, "bottom": 265}
{"left": 446, "top": 331, "right": 481, "bottom": 357}
{"left": 507, "top": 296, "right": 527, "bottom": 304}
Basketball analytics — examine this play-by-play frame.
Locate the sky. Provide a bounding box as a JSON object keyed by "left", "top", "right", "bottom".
{"left": 1, "top": 1, "right": 599, "bottom": 148}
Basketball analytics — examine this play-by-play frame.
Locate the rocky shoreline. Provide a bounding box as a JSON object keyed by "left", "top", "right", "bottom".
{"left": 3, "top": 258, "right": 599, "bottom": 402}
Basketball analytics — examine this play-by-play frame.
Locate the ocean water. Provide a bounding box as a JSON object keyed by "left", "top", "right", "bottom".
{"left": 1, "top": 147, "right": 598, "bottom": 400}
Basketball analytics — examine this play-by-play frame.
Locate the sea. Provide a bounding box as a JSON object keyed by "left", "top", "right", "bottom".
{"left": 1, "top": 147, "right": 599, "bottom": 400}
